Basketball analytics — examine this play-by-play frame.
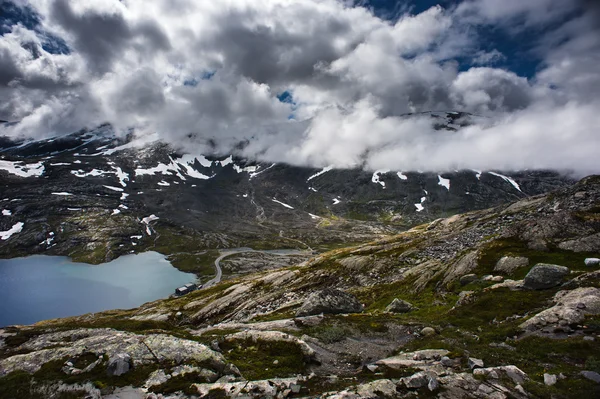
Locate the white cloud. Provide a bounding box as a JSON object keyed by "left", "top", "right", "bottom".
{"left": 0, "top": 0, "right": 598, "bottom": 176}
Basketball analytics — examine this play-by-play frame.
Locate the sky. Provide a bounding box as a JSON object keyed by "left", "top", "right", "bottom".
{"left": 0, "top": 0, "right": 599, "bottom": 174}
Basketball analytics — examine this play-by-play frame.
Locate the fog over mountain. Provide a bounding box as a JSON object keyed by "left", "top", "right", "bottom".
{"left": 1, "top": 0, "right": 599, "bottom": 174}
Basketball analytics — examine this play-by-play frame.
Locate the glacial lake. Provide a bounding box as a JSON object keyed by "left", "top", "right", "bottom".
{"left": 0, "top": 251, "right": 196, "bottom": 327}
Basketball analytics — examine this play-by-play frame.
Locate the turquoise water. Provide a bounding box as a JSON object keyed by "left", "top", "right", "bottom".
{"left": 0, "top": 252, "right": 196, "bottom": 326}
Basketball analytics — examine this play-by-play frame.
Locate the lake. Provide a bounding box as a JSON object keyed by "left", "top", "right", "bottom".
{"left": 0, "top": 251, "right": 196, "bottom": 327}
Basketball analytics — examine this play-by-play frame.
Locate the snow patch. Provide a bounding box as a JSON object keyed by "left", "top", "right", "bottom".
{"left": 219, "top": 155, "right": 233, "bottom": 167}
{"left": 0, "top": 160, "right": 45, "bottom": 178}
{"left": 52, "top": 192, "right": 73, "bottom": 196}
{"left": 371, "top": 170, "right": 389, "bottom": 188}
{"left": 309, "top": 213, "right": 321, "bottom": 219}
{"left": 307, "top": 165, "right": 333, "bottom": 182}
{"left": 111, "top": 209, "right": 121, "bottom": 215}
{"left": 488, "top": 172, "right": 522, "bottom": 192}
{"left": 332, "top": 198, "right": 341, "bottom": 205}
{"left": 233, "top": 164, "right": 259, "bottom": 174}
{"left": 2, "top": 209, "right": 11, "bottom": 216}
{"left": 414, "top": 196, "right": 427, "bottom": 212}
{"left": 50, "top": 162, "right": 71, "bottom": 166}
{"left": 71, "top": 169, "right": 111, "bottom": 178}
{"left": 272, "top": 198, "right": 294, "bottom": 209}
{"left": 472, "top": 169, "right": 482, "bottom": 180}
{"left": 1, "top": 222, "right": 24, "bottom": 240}
{"left": 157, "top": 181, "right": 170, "bottom": 186}
{"left": 249, "top": 163, "right": 276, "bottom": 179}
{"left": 438, "top": 175, "right": 450, "bottom": 190}
{"left": 103, "top": 185, "right": 124, "bottom": 192}
{"left": 397, "top": 171, "right": 408, "bottom": 180}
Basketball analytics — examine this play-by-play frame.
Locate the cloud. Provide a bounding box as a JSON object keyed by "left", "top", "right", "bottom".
{"left": 0, "top": 0, "right": 598, "bottom": 175}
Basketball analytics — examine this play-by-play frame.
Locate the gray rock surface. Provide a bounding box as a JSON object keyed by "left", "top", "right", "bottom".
{"left": 295, "top": 289, "right": 363, "bottom": 317}
{"left": 523, "top": 264, "right": 569, "bottom": 290}
{"left": 580, "top": 370, "right": 600, "bottom": 384}
{"left": 468, "top": 357, "right": 484, "bottom": 370}
{"left": 494, "top": 256, "right": 529, "bottom": 274}
{"left": 106, "top": 353, "right": 131, "bottom": 376}
{"left": 520, "top": 287, "right": 600, "bottom": 331}
{"left": 585, "top": 258, "right": 600, "bottom": 266}
{"left": 385, "top": 298, "right": 415, "bottom": 313}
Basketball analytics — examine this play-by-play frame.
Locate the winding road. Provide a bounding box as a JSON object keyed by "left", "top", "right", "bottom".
{"left": 203, "top": 247, "right": 311, "bottom": 287}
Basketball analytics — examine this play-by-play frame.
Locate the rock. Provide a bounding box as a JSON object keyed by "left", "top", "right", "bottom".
{"left": 544, "top": 373, "right": 557, "bottom": 386}
{"left": 494, "top": 256, "right": 529, "bottom": 275}
{"left": 523, "top": 264, "right": 569, "bottom": 290}
{"left": 427, "top": 375, "right": 439, "bottom": 391}
{"left": 520, "top": 287, "right": 600, "bottom": 331}
{"left": 385, "top": 298, "right": 415, "bottom": 313}
{"left": 580, "top": 370, "right": 600, "bottom": 383}
{"left": 491, "top": 276, "right": 504, "bottom": 282}
{"left": 420, "top": 327, "right": 436, "bottom": 336}
{"left": 403, "top": 372, "right": 429, "bottom": 388}
{"left": 145, "top": 369, "right": 169, "bottom": 388}
{"left": 460, "top": 274, "right": 478, "bottom": 286}
{"left": 106, "top": 353, "right": 131, "bottom": 377}
{"left": 295, "top": 289, "right": 363, "bottom": 317}
{"left": 558, "top": 234, "right": 600, "bottom": 253}
{"left": 356, "top": 379, "right": 397, "bottom": 398}
{"left": 585, "top": 258, "right": 600, "bottom": 267}
{"left": 366, "top": 364, "right": 378, "bottom": 372}
{"left": 290, "top": 383, "right": 302, "bottom": 393}
{"left": 468, "top": 357, "right": 484, "bottom": 370}
{"left": 473, "top": 366, "right": 527, "bottom": 384}
{"left": 583, "top": 336, "right": 595, "bottom": 341}
{"left": 456, "top": 291, "right": 475, "bottom": 307}
{"left": 440, "top": 356, "right": 454, "bottom": 367}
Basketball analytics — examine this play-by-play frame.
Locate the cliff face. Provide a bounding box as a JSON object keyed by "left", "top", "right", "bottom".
{"left": 1, "top": 176, "right": 600, "bottom": 398}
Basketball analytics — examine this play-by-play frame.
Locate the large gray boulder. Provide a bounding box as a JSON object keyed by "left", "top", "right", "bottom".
{"left": 523, "top": 264, "right": 569, "bottom": 290}
{"left": 106, "top": 353, "right": 131, "bottom": 376}
{"left": 296, "top": 289, "right": 363, "bottom": 317}
{"left": 585, "top": 258, "right": 600, "bottom": 267}
{"left": 385, "top": 298, "right": 415, "bottom": 313}
{"left": 494, "top": 256, "right": 529, "bottom": 274}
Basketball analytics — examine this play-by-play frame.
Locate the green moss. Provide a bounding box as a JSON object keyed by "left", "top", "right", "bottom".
{"left": 220, "top": 338, "right": 308, "bottom": 380}
{"left": 0, "top": 371, "right": 42, "bottom": 399}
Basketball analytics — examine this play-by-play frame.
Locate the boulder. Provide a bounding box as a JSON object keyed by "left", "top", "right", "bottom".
{"left": 455, "top": 291, "right": 475, "bottom": 307}
{"left": 544, "top": 373, "right": 557, "bottom": 386}
{"left": 295, "top": 289, "right": 363, "bottom": 317}
{"left": 106, "top": 353, "right": 131, "bottom": 376}
{"left": 585, "top": 258, "right": 600, "bottom": 267}
{"left": 468, "top": 357, "right": 484, "bottom": 370}
{"left": 420, "top": 327, "right": 436, "bottom": 336}
{"left": 460, "top": 274, "right": 478, "bottom": 286}
{"left": 581, "top": 371, "right": 600, "bottom": 384}
{"left": 403, "top": 372, "right": 429, "bottom": 388}
{"left": 385, "top": 298, "right": 415, "bottom": 313}
{"left": 494, "top": 256, "right": 529, "bottom": 274}
{"left": 523, "top": 264, "right": 569, "bottom": 290}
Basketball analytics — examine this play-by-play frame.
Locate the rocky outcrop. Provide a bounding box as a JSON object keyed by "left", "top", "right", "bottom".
{"left": 0, "top": 328, "right": 231, "bottom": 377}
{"left": 222, "top": 330, "right": 315, "bottom": 359}
{"left": 494, "top": 256, "right": 529, "bottom": 274}
{"left": 523, "top": 264, "right": 569, "bottom": 290}
{"left": 520, "top": 287, "right": 600, "bottom": 331}
{"left": 296, "top": 289, "right": 364, "bottom": 317}
{"left": 384, "top": 298, "right": 415, "bottom": 313}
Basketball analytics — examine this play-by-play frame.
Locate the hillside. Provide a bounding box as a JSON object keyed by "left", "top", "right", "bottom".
{"left": 1, "top": 176, "right": 599, "bottom": 398}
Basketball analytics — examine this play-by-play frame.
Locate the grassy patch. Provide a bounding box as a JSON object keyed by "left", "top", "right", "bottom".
{"left": 220, "top": 338, "right": 308, "bottom": 380}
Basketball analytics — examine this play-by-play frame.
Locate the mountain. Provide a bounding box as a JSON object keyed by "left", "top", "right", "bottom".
{"left": 0, "top": 119, "right": 574, "bottom": 279}
{"left": 0, "top": 175, "right": 599, "bottom": 398}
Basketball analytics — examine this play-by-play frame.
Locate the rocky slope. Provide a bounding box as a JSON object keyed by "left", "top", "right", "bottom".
{"left": 0, "top": 122, "right": 573, "bottom": 278}
{"left": 1, "top": 176, "right": 599, "bottom": 398}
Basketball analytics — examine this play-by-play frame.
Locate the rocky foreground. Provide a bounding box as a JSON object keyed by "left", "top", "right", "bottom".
{"left": 1, "top": 176, "right": 600, "bottom": 398}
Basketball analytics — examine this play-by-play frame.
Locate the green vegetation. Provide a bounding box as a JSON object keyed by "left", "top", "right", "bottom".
{"left": 219, "top": 338, "right": 308, "bottom": 380}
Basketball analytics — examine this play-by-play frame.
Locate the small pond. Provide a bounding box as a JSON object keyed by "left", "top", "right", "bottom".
{"left": 0, "top": 251, "right": 196, "bottom": 326}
